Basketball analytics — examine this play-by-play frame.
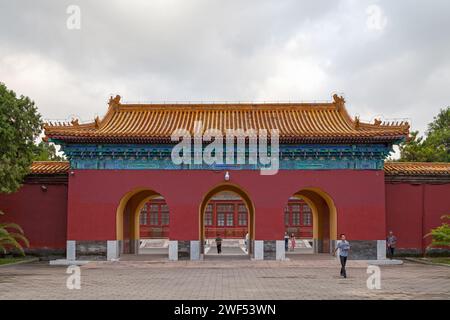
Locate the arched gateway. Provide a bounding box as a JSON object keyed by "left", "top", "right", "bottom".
{"left": 116, "top": 188, "right": 170, "bottom": 257}
{"left": 44, "top": 94, "right": 409, "bottom": 261}
{"left": 285, "top": 188, "right": 337, "bottom": 255}
{"left": 199, "top": 184, "right": 255, "bottom": 258}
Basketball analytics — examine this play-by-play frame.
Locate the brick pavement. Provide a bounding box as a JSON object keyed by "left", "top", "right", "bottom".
{"left": 0, "top": 258, "right": 448, "bottom": 300}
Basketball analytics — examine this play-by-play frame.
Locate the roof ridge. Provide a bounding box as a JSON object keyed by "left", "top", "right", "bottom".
{"left": 43, "top": 94, "right": 410, "bottom": 143}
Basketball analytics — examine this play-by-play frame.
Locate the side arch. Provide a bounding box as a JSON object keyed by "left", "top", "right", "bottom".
{"left": 116, "top": 187, "right": 167, "bottom": 254}
{"left": 291, "top": 187, "right": 337, "bottom": 253}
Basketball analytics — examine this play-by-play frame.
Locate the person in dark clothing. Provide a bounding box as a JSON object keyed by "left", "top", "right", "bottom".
{"left": 333, "top": 234, "right": 350, "bottom": 278}
{"left": 216, "top": 235, "right": 222, "bottom": 254}
{"left": 386, "top": 231, "right": 397, "bottom": 259}
{"left": 284, "top": 232, "right": 289, "bottom": 251}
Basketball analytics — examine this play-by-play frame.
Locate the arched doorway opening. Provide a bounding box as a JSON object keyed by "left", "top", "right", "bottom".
{"left": 199, "top": 184, "right": 255, "bottom": 259}
{"left": 284, "top": 188, "right": 337, "bottom": 255}
{"left": 116, "top": 188, "right": 170, "bottom": 258}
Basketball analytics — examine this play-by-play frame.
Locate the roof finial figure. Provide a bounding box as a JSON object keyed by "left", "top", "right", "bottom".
{"left": 354, "top": 116, "right": 360, "bottom": 129}
{"left": 332, "top": 94, "right": 345, "bottom": 105}
{"left": 108, "top": 95, "right": 121, "bottom": 109}
{"left": 94, "top": 116, "right": 100, "bottom": 128}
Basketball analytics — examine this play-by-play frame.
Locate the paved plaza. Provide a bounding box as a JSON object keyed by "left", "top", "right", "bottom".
{"left": 0, "top": 257, "right": 449, "bottom": 300}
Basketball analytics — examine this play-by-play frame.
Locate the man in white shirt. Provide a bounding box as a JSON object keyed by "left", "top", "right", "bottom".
{"left": 333, "top": 234, "right": 351, "bottom": 278}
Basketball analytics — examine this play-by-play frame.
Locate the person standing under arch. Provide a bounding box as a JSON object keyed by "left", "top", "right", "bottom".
{"left": 216, "top": 234, "right": 222, "bottom": 254}
{"left": 284, "top": 232, "right": 289, "bottom": 251}
{"left": 290, "top": 233, "right": 296, "bottom": 251}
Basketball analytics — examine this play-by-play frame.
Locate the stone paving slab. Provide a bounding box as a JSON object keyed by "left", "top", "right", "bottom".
{"left": 0, "top": 260, "right": 449, "bottom": 300}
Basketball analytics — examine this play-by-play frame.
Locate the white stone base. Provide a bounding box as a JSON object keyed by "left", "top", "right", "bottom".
{"left": 190, "top": 240, "right": 200, "bottom": 260}
{"left": 107, "top": 240, "right": 119, "bottom": 261}
{"left": 49, "top": 259, "right": 90, "bottom": 266}
{"left": 67, "top": 240, "right": 76, "bottom": 260}
{"left": 377, "top": 240, "right": 387, "bottom": 260}
{"left": 253, "top": 240, "right": 264, "bottom": 260}
{"left": 276, "top": 240, "right": 285, "bottom": 260}
{"left": 169, "top": 240, "right": 178, "bottom": 261}
{"left": 368, "top": 259, "right": 403, "bottom": 265}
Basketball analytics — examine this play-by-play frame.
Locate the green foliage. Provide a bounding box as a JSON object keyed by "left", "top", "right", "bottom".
{"left": 0, "top": 211, "right": 29, "bottom": 255}
{"left": 0, "top": 83, "right": 42, "bottom": 193}
{"left": 399, "top": 107, "right": 450, "bottom": 162}
{"left": 33, "top": 141, "right": 65, "bottom": 161}
{"left": 425, "top": 215, "right": 450, "bottom": 247}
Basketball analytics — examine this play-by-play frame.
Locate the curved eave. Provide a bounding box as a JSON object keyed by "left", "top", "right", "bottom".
{"left": 47, "top": 134, "right": 406, "bottom": 144}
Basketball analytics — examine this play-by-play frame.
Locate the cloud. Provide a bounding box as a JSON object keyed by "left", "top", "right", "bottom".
{"left": 0, "top": 0, "right": 449, "bottom": 139}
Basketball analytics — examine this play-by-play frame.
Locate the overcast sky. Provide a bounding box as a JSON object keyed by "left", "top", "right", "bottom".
{"left": 1, "top": 0, "right": 449, "bottom": 137}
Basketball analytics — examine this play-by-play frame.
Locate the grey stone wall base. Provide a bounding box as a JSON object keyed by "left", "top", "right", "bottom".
{"left": 178, "top": 240, "right": 190, "bottom": 260}
{"left": 22, "top": 248, "right": 65, "bottom": 259}
{"left": 330, "top": 240, "right": 337, "bottom": 254}
{"left": 425, "top": 248, "right": 450, "bottom": 257}
{"left": 313, "top": 239, "right": 324, "bottom": 253}
{"left": 394, "top": 248, "right": 423, "bottom": 256}
{"left": 76, "top": 255, "right": 106, "bottom": 261}
{"left": 387, "top": 248, "right": 450, "bottom": 257}
{"left": 347, "top": 240, "right": 377, "bottom": 260}
{"left": 76, "top": 240, "right": 107, "bottom": 256}
{"left": 263, "top": 240, "right": 276, "bottom": 260}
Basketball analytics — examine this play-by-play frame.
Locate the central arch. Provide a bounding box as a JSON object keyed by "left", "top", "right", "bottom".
{"left": 199, "top": 183, "right": 255, "bottom": 257}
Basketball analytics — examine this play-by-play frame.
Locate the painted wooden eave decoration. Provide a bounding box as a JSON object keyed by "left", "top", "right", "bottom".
{"left": 27, "top": 161, "right": 450, "bottom": 177}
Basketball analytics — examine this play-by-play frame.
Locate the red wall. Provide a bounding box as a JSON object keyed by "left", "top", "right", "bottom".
{"left": 67, "top": 169, "right": 386, "bottom": 241}
{"left": 0, "top": 184, "right": 67, "bottom": 249}
{"left": 385, "top": 182, "right": 450, "bottom": 252}
{"left": 3, "top": 171, "right": 449, "bottom": 254}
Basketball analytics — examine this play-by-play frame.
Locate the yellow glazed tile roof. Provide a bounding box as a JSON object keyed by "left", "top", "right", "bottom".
{"left": 44, "top": 94, "right": 409, "bottom": 143}
{"left": 30, "top": 161, "right": 70, "bottom": 175}
{"left": 384, "top": 162, "right": 450, "bottom": 176}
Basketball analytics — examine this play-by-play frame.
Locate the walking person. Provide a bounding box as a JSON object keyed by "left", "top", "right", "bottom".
{"left": 386, "top": 231, "right": 397, "bottom": 260}
{"left": 284, "top": 232, "right": 289, "bottom": 251}
{"left": 290, "top": 233, "right": 296, "bottom": 251}
{"left": 216, "top": 234, "right": 222, "bottom": 254}
{"left": 333, "top": 234, "right": 350, "bottom": 278}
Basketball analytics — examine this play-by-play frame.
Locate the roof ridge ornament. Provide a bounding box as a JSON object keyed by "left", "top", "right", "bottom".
{"left": 332, "top": 94, "right": 345, "bottom": 108}
{"left": 354, "top": 116, "right": 360, "bottom": 129}
{"left": 94, "top": 116, "right": 100, "bottom": 128}
{"left": 108, "top": 94, "right": 121, "bottom": 110}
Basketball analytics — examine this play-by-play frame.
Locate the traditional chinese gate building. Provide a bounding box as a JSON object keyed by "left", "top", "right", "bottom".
{"left": 1, "top": 95, "right": 449, "bottom": 260}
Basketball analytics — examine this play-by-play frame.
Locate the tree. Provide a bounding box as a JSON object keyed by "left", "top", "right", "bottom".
{"left": 425, "top": 215, "right": 450, "bottom": 247}
{"left": 0, "top": 211, "right": 29, "bottom": 255}
{"left": 33, "top": 141, "right": 65, "bottom": 161}
{"left": 0, "top": 83, "right": 42, "bottom": 193}
{"left": 399, "top": 107, "right": 450, "bottom": 162}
